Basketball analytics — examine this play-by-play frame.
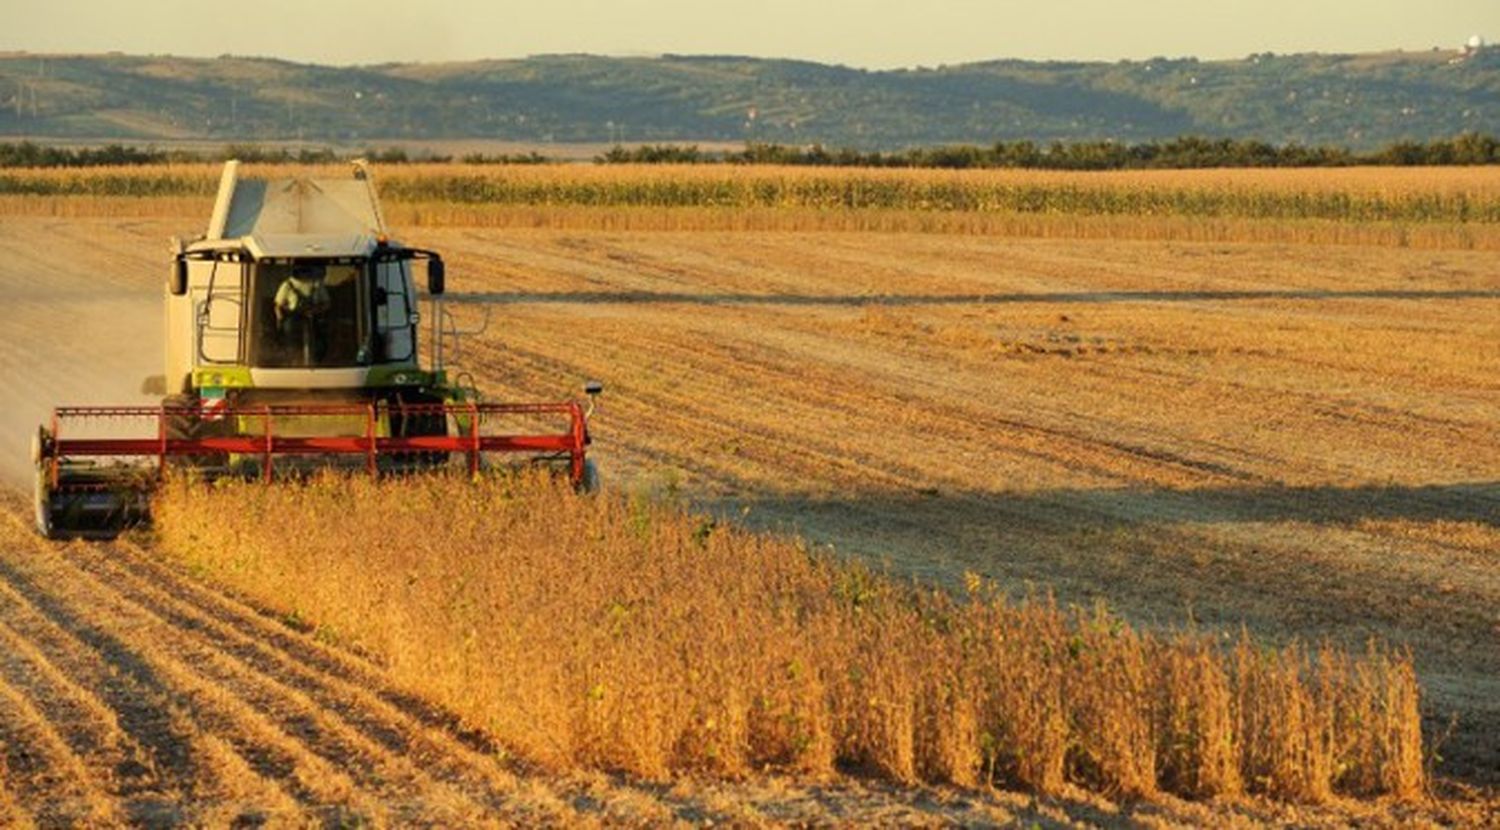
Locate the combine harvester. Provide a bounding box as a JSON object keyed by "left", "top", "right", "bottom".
{"left": 33, "top": 160, "right": 601, "bottom": 539}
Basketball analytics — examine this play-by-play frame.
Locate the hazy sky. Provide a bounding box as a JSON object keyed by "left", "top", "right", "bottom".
{"left": 5, "top": 0, "right": 1496, "bottom": 68}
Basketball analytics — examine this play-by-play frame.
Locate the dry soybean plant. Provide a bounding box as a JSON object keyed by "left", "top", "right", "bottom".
{"left": 153, "top": 472, "right": 1426, "bottom": 804}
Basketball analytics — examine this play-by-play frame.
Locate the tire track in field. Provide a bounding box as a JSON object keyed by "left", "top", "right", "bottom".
{"left": 0, "top": 503, "right": 585, "bottom": 826}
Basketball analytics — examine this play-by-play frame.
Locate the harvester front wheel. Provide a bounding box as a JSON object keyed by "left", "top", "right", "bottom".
{"left": 389, "top": 393, "right": 450, "bottom": 472}
{"left": 32, "top": 428, "right": 53, "bottom": 538}
{"left": 163, "top": 394, "right": 228, "bottom": 471}
{"left": 579, "top": 458, "right": 601, "bottom": 493}
{"left": 163, "top": 394, "right": 200, "bottom": 440}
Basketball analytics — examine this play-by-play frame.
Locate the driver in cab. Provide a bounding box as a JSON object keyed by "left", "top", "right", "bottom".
{"left": 274, "top": 263, "right": 333, "bottom": 360}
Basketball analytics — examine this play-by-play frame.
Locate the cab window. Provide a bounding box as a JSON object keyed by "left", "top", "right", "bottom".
{"left": 249, "top": 260, "right": 364, "bottom": 367}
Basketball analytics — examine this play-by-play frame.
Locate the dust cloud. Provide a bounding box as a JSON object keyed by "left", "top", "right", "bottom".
{"left": 0, "top": 270, "right": 161, "bottom": 490}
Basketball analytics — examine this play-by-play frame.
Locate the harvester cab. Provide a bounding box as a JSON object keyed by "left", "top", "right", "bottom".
{"left": 163, "top": 161, "right": 445, "bottom": 408}
{"left": 34, "top": 160, "right": 601, "bottom": 539}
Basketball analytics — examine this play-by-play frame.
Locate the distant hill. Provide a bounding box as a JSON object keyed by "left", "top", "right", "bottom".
{"left": 1, "top": 50, "right": 1496, "bottom": 150}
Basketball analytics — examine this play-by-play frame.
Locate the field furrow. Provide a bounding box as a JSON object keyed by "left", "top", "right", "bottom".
{"left": 78, "top": 539, "right": 529, "bottom": 814}
{"left": 0, "top": 560, "right": 235, "bottom": 822}
{"left": 0, "top": 661, "right": 115, "bottom": 826}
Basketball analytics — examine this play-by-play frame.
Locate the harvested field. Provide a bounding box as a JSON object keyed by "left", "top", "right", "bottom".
{"left": 0, "top": 183, "right": 1496, "bottom": 824}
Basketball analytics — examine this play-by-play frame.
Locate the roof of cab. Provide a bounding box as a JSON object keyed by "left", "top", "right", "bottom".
{"left": 183, "top": 231, "right": 385, "bottom": 259}
{"left": 243, "top": 233, "right": 380, "bottom": 259}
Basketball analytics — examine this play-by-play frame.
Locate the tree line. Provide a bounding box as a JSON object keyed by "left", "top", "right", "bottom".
{"left": 597, "top": 134, "right": 1500, "bottom": 169}
{"left": 3, "top": 134, "right": 1498, "bottom": 169}
{"left": 0, "top": 141, "right": 568, "bottom": 167}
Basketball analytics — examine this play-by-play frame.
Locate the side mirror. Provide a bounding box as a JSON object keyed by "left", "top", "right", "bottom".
{"left": 170, "top": 257, "right": 188, "bottom": 296}
{"left": 583, "top": 380, "right": 603, "bottom": 419}
{"left": 427, "top": 257, "right": 445, "bottom": 296}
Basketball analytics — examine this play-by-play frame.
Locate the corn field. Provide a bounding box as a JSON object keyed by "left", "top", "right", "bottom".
{"left": 2, "top": 163, "right": 1499, "bottom": 223}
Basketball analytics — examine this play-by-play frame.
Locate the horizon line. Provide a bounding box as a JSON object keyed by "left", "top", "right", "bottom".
{"left": 0, "top": 44, "right": 1480, "bottom": 73}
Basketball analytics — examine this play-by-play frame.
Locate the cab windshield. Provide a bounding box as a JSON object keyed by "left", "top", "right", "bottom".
{"left": 249, "top": 259, "right": 365, "bottom": 368}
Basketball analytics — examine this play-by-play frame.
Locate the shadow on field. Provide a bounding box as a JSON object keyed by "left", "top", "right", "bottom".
{"left": 999, "top": 480, "right": 1500, "bottom": 527}
{"left": 693, "top": 480, "right": 1500, "bottom": 615}
{"left": 697, "top": 480, "right": 1500, "bottom": 785}
{"left": 450, "top": 288, "right": 1500, "bottom": 307}
{"left": 706, "top": 480, "right": 1500, "bottom": 540}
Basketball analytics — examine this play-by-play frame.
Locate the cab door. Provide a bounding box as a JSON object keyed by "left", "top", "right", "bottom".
{"left": 196, "top": 259, "right": 245, "bottom": 365}
{"left": 374, "top": 259, "right": 416, "bottom": 364}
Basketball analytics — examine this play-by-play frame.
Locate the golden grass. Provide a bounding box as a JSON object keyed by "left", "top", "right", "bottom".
{"left": 153, "top": 472, "right": 1425, "bottom": 803}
